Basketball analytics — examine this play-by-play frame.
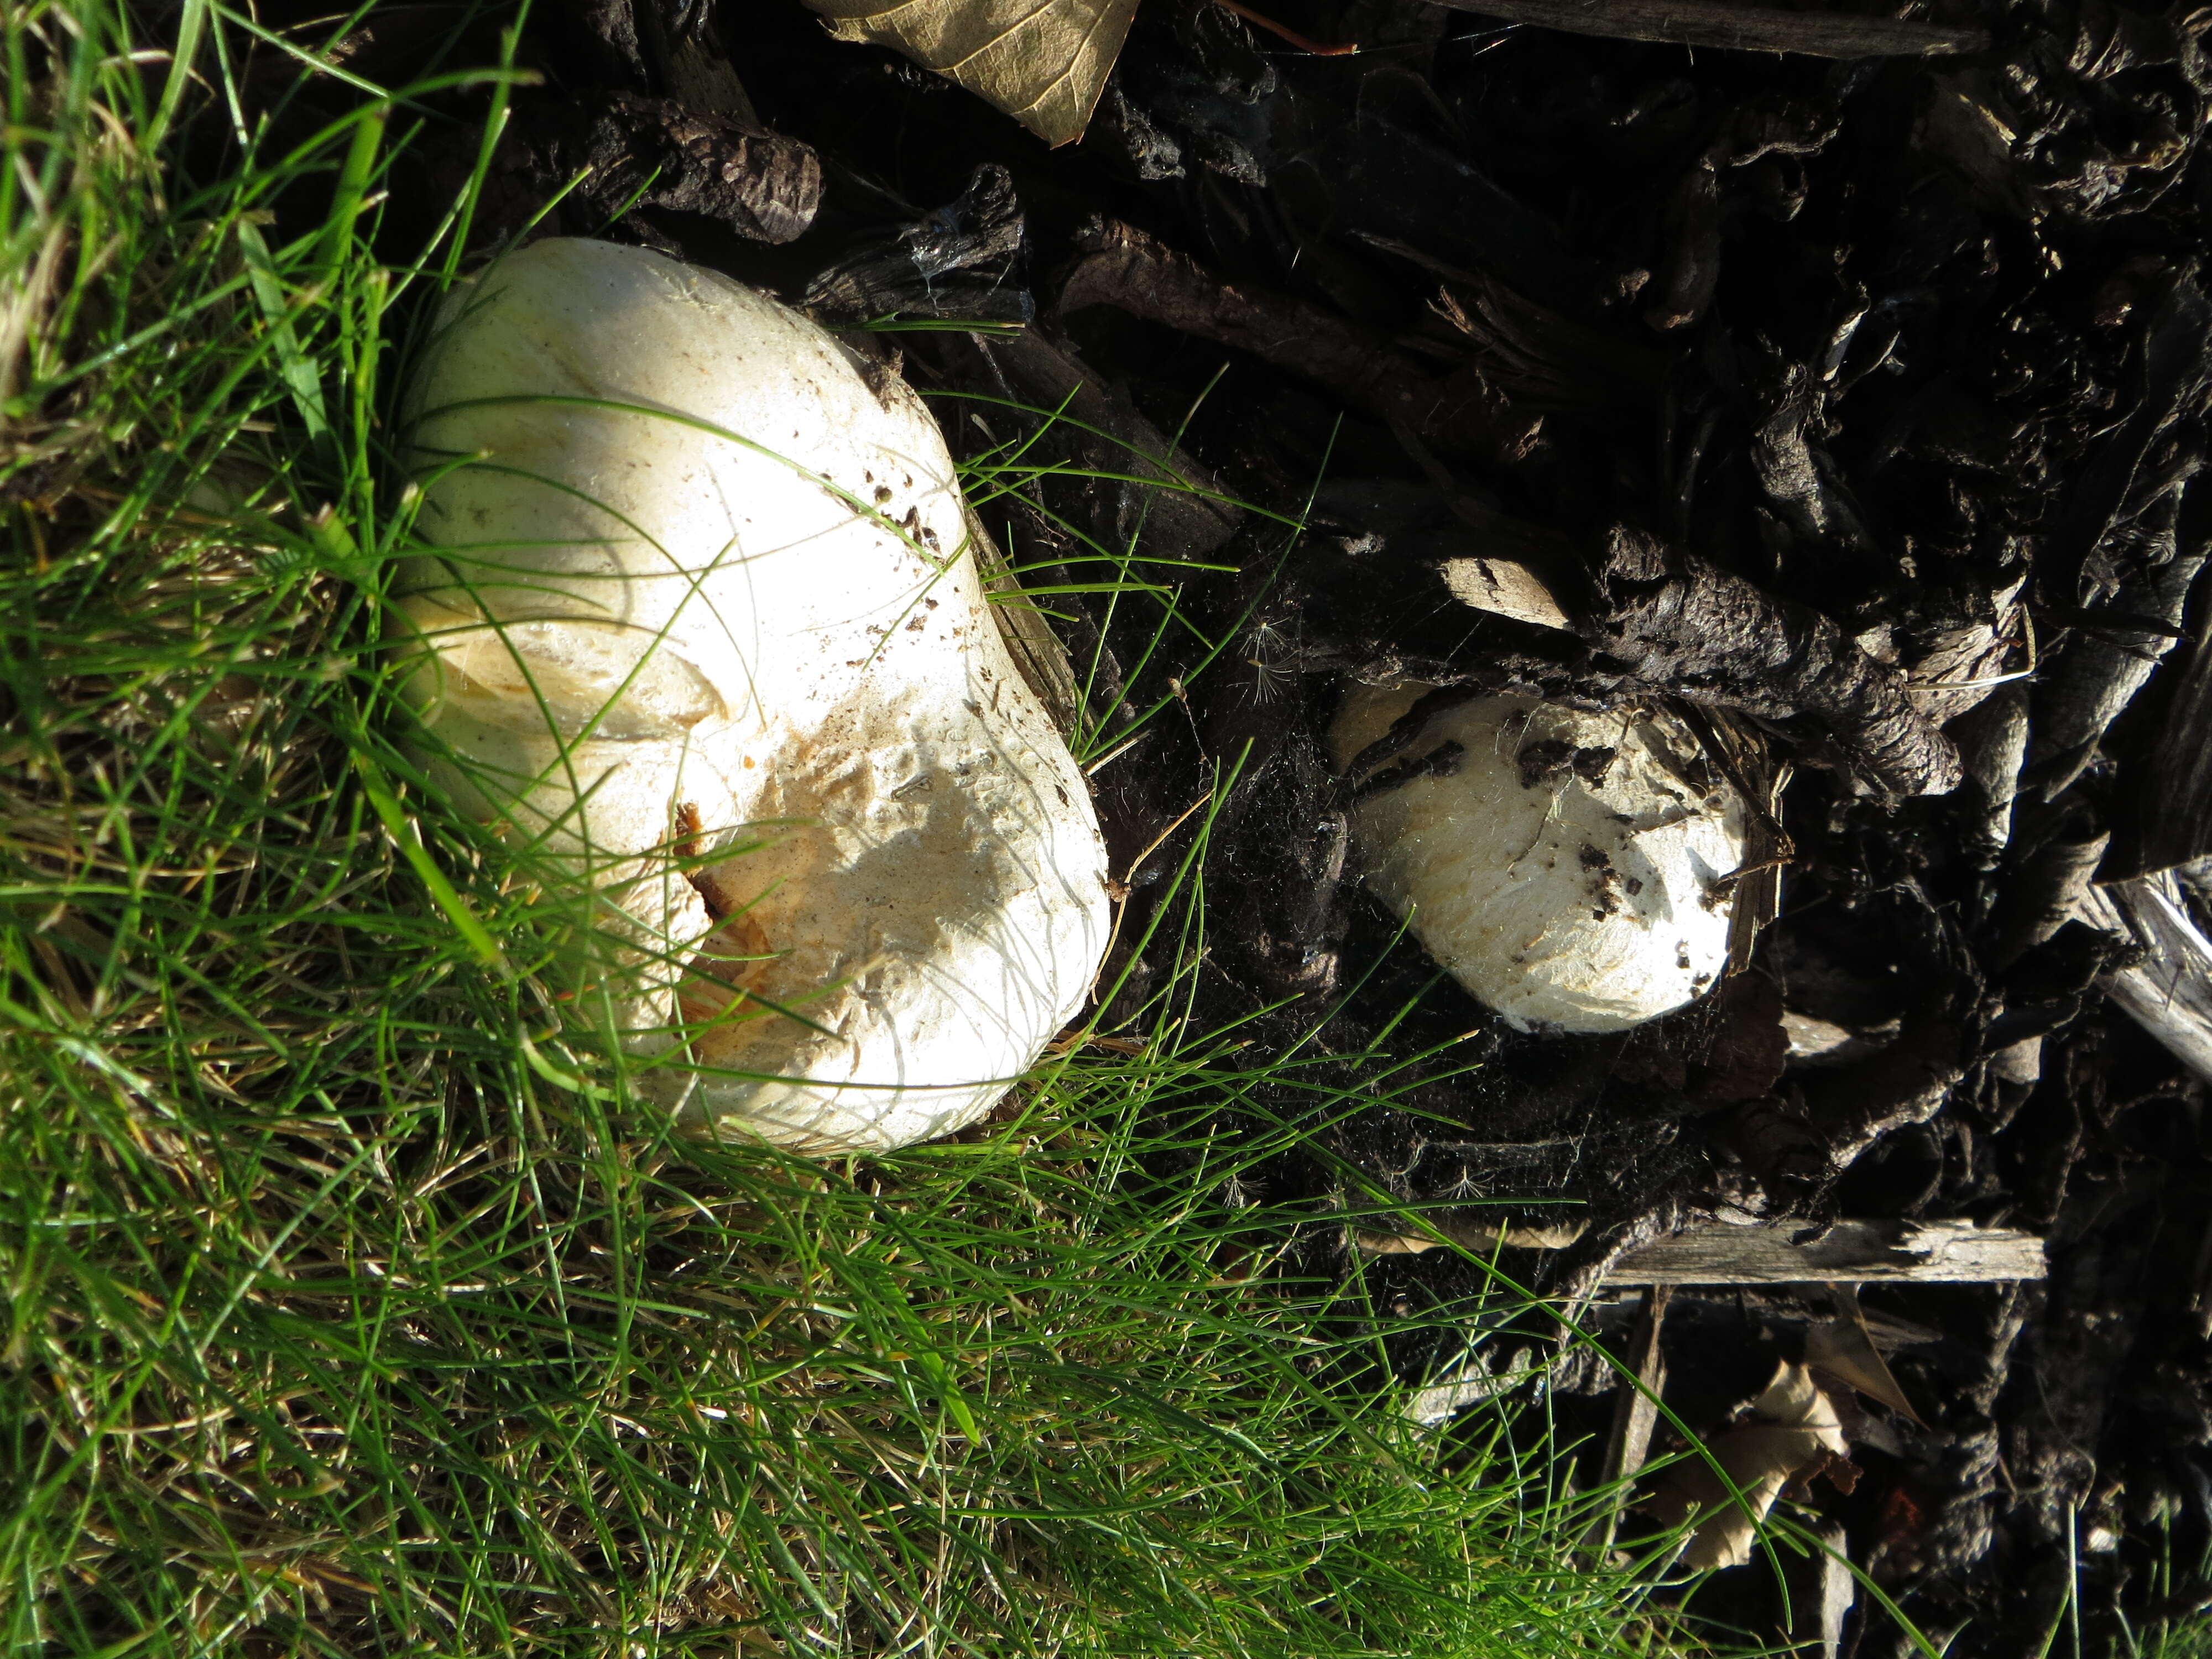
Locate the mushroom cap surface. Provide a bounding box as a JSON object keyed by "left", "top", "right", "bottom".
{"left": 399, "top": 238, "right": 1109, "bottom": 1151}
{"left": 1329, "top": 687, "right": 1750, "bottom": 1033}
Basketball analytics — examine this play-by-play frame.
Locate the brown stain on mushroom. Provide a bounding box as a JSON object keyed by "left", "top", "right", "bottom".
{"left": 679, "top": 909, "right": 776, "bottom": 1022}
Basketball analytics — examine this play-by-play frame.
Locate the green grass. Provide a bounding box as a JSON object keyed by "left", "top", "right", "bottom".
{"left": 2108, "top": 1525, "right": 2212, "bottom": 1658}
{"left": 0, "top": 2, "right": 1719, "bottom": 1653}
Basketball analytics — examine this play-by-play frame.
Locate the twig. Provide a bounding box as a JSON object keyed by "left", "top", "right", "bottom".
{"left": 1212, "top": 0, "right": 1360, "bottom": 54}
{"left": 1422, "top": 0, "right": 1988, "bottom": 58}
{"left": 1059, "top": 220, "right": 1541, "bottom": 466}
{"left": 1593, "top": 1285, "right": 1670, "bottom": 1554}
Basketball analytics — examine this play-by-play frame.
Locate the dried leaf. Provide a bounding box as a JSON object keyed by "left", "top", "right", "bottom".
{"left": 1647, "top": 1360, "right": 1852, "bottom": 1569}
{"left": 1352, "top": 1215, "right": 1588, "bottom": 1255}
{"left": 1806, "top": 1287, "right": 1926, "bottom": 1426}
{"left": 803, "top": 0, "right": 1141, "bottom": 147}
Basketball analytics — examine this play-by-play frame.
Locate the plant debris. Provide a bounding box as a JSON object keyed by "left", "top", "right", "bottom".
{"left": 801, "top": 0, "right": 1141, "bottom": 145}
{"left": 1646, "top": 1358, "right": 1856, "bottom": 1571}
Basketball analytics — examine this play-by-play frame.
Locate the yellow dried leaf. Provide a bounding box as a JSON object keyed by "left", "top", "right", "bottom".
{"left": 1647, "top": 1360, "right": 1851, "bottom": 1570}
{"left": 1351, "top": 1215, "right": 1588, "bottom": 1255}
{"left": 803, "top": 0, "right": 1142, "bottom": 147}
{"left": 1806, "top": 1290, "right": 1926, "bottom": 1427}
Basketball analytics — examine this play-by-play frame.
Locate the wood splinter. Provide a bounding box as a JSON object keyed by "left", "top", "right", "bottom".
{"left": 1591, "top": 1284, "right": 1671, "bottom": 1556}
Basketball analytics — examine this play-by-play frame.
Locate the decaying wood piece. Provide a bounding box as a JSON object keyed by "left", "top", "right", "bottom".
{"left": 1797, "top": 1011, "right": 1970, "bottom": 1175}
{"left": 1058, "top": 219, "right": 1543, "bottom": 466}
{"left": 1903, "top": 578, "right": 2028, "bottom": 726}
{"left": 2028, "top": 500, "right": 2206, "bottom": 801}
{"left": 554, "top": 0, "right": 649, "bottom": 88}
{"left": 633, "top": 0, "right": 759, "bottom": 123}
{"left": 1786, "top": 1519, "right": 1857, "bottom": 1659}
{"left": 806, "top": 164, "right": 1029, "bottom": 324}
{"left": 1952, "top": 685, "right": 2031, "bottom": 867}
{"left": 1440, "top": 556, "right": 1573, "bottom": 631}
{"left": 1605, "top": 1218, "right": 2048, "bottom": 1284}
{"left": 524, "top": 0, "right": 821, "bottom": 244}
{"left": 572, "top": 92, "right": 822, "bottom": 242}
{"left": 1390, "top": 515, "right": 1961, "bottom": 796}
{"left": 1597, "top": 1285, "right": 1671, "bottom": 1550}
{"left": 2120, "top": 581, "right": 2212, "bottom": 878}
{"left": 1587, "top": 527, "right": 1963, "bottom": 797}
{"left": 2078, "top": 868, "right": 2212, "bottom": 1080}
{"left": 1423, "top": 0, "right": 1988, "bottom": 58}
{"left": 1992, "top": 830, "right": 2111, "bottom": 970}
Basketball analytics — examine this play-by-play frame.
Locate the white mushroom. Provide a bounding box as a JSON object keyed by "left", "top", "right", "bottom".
{"left": 1328, "top": 686, "right": 1750, "bottom": 1033}
{"left": 397, "top": 237, "right": 1109, "bottom": 1152}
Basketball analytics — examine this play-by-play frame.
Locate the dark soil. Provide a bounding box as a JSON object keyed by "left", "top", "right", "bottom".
{"left": 255, "top": 0, "right": 2212, "bottom": 1648}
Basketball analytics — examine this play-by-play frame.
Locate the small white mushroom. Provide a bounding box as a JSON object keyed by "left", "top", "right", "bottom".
{"left": 1328, "top": 686, "right": 1751, "bottom": 1033}
{"left": 397, "top": 238, "right": 1109, "bottom": 1152}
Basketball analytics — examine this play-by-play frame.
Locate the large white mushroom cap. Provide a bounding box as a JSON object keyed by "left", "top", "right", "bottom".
{"left": 398, "top": 237, "right": 1109, "bottom": 1152}
{"left": 1328, "top": 687, "right": 1751, "bottom": 1033}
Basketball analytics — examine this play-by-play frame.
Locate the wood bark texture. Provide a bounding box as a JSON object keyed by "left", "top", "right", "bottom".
{"left": 1604, "top": 1219, "right": 2048, "bottom": 1283}
{"left": 2079, "top": 868, "right": 2212, "bottom": 1081}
